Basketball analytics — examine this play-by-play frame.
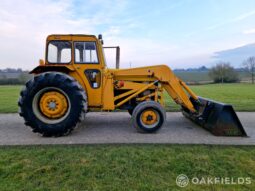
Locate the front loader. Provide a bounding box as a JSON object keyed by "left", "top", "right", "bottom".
{"left": 18, "top": 34, "right": 247, "bottom": 137}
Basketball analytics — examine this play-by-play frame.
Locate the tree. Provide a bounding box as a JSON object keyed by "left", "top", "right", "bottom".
{"left": 243, "top": 56, "right": 255, "bottom": 84}
{"left": 18, "top": 72, "right": 31, "bottom": 84}
{"left": 209, "top": 62, "right": 239, "bottom": 83}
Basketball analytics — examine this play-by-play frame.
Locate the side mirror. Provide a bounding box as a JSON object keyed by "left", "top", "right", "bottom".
{"left": 39, "top": 59, "right": 45, "bottom": 66}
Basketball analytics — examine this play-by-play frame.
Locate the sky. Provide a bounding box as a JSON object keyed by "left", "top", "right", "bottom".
{"left": 1, "top": 0, "right": 255, "bottom": 70}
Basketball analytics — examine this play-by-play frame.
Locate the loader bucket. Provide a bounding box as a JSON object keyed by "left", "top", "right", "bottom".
{"left": 182, "top": 97, "right": 247, "bottom": 136}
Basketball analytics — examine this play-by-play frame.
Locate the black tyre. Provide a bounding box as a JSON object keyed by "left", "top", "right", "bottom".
{"left": 131, "top": 101, "right": 166, "bottom": 133}
{"left": 18, "top": 72, "right": 87, "bottom": 137}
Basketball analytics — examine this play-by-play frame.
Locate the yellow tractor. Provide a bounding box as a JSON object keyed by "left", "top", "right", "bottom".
{"left": 19, "top": 34, "right": 247, "bottom": 137}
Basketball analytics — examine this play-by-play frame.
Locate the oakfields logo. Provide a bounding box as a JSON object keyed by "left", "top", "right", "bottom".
{"left": 176, "top": 174, "right": 251, "bottom": 187}
{"left": 176, "top": 174, "right": 189, "bottom": 187}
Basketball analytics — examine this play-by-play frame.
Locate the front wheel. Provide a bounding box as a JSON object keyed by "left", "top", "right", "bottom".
{"left": 131, "top": 101, "right": 166, "bottom": 133}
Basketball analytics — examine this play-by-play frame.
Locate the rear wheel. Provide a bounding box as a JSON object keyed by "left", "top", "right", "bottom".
{"left": 32, "top": 87, "right": 71, "bottom": 124}
{"left": 19, "top": 72, "right": 87, "bottom": 137}
{"left": 131, "top": 101, "right": 166, "bottom": 133}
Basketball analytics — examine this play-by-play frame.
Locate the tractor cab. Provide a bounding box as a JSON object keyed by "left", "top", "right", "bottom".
{"left": 44, "top": 34, "right": 104, "bottom": 66}
{"left": 31, "top": 34, "right": 106, "bottom": 107}
{"left": 47, "top": 40, "right": 99, "bottom": 65}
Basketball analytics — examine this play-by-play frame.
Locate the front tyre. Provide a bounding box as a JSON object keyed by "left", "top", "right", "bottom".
{"left": 131, "top": 101, "right": 166, "bottom": 133}
{"left": 18, "top": 72, "right": 87, "bottom": 137}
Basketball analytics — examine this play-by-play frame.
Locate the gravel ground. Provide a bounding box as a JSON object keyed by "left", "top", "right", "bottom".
{"left": 0, "top": 112, "right": 254, "bottom": 145}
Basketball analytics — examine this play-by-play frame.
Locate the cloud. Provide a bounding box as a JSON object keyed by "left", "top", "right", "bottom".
{"left": 104, "top": 26, "right": 121, "bottom": 38}
{"left": 0, "top": 0, "right": 128, "bottom": 70}
{"left": 0, "top": 0, "right": 192, "bottom": 70}
{"left": 183, "top": 8, "right": 255, "bottom": 46}
{"left": 203, "top": 9, "right": 255, "bottom": 32}
{"left": 233, "top": 10, "right": 255, "bottom": 21}
{"left": 103, "top": 35, "right": 182, "bottom": 68}
{"left": 1, "top": 0, "right": 254, "bottom": 70}
{"left": 243, "top": 28, "right": 255, "bottom": 34}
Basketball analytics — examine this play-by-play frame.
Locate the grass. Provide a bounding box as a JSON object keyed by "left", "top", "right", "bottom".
{"left": 174, "top": 71, "right": 251, "bottom": 83}
{"left": 0, "top": 84, "right": 255, "bottom": 113}
{"left": 0, "top": 145, "right": 254, "bottom": 191}
{"left": 0, "top": 85, "right": 22, "bottom": 113}
{"left": 0, "top": 85, "right": 254, "bottom": 191}
{"left": 174, "top": 71, "right": 211, "bottom": 82}
{"left": 165, "top": 83, "right": 255, "bottom": 112}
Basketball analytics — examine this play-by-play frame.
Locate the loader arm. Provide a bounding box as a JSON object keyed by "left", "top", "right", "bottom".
{"left": 112, "top": 65, "right": 198, "bottom": 113}
{"left": 112, "top": 65, "right": 247, "bottom": 136}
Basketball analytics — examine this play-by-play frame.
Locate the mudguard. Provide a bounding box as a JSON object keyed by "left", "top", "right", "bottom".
{"left": 29, "top": 65, "right": 74, "bottom": 74}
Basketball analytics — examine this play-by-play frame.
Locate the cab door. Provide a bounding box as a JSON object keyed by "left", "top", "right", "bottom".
{"left": 73, "top": 39, "right": 103, "bottom": 107}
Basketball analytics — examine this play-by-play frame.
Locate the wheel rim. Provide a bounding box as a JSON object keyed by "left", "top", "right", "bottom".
{"left": 140, "top": 109, "right": 160, "bottom": 128}
{"left": 32, "top": 87, "right": 71, "bottom": 124}
{"left": 39, "top": 91, "right": 68, "bottom": 119}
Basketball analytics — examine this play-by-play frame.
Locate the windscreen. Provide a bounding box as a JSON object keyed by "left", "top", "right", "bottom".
{"left": 47, "top": 41, "right": 72, "bottom": 64}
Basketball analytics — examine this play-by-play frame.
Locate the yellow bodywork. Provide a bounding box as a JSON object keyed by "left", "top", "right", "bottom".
{"left": 31, "top": 34, "right": 199, "bottom": 114}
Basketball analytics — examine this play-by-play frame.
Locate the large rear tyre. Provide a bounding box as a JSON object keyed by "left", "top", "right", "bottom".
{"left": 131, "top": 101, "right": 166, "bottom": 133}
{"left": 18, "top": 72, "right": 87, "bottom": 137}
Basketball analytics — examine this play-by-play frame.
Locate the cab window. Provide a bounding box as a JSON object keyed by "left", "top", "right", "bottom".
{"left": 74, "top": 42, "right": 99, "bottom": 64}
{"left": 47, "top": 41, "right": 71, "bottom": 63}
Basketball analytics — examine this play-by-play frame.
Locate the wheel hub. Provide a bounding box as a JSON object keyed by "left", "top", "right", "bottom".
{"left": 48, "top": 101, "right": 57, "bottom": 109}
{"left": 147, "top": 115, "right": 153, "bottom": 121}
{"left": 141, "top": 110, "right": 158, "bottom": 125}
{"left": 39, "top": 91, "right": 68, "bottom": 119}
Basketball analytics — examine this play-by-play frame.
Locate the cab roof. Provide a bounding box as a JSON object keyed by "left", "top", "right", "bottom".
{"left": 46, "top": 34, "right": 98, "bottom": 41}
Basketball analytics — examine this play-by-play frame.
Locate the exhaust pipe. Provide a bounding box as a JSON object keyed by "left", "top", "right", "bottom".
{"left": 182, "top": 97, "right": 247, "bottom": 136}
